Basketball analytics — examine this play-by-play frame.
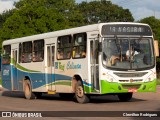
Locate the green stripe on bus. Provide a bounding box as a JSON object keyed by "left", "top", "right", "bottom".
{"left": 11, "top": 58, "right": 40, "bottom": 72}
{"left": 55, "top": 81, "right": 71, "bottom": 86}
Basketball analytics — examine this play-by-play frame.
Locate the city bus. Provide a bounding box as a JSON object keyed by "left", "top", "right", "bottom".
{"left": 1, "top": 22, "right": 158, "bottom": 103}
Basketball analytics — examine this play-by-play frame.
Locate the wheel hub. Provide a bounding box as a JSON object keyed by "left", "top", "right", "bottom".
{"left": 25, "top": 83, "right": 30, "bottom": 96}
{"left": 77, "top": 86, "right": 84, "bottom": 98}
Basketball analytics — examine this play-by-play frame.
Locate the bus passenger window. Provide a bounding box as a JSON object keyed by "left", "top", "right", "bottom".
{"left": 57, "top": 35, "right": 72, "bottom": 60}
{"left": 2, "top": 45, "right": 11, "bottom": 64}
{"left": 72, "top": 33, "right": 87, "bottom": 59}
{"left": 33, "top": 40, "right": 44, "bottom": 62}
{"left": 22, "top": 42, "right": 32, "bottom": 63}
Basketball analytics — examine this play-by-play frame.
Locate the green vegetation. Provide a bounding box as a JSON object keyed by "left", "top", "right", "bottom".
{"left": 157, "top": 79, "right": 160, "bottom": 85}
{"left": 0, "top": 0, "right": 134, "bottom": 49}
{"left": 0, "top": 79, "right": 2, "bottom": 85}
{"left": 139, "top": 16, "right": 160, "bottom": 41}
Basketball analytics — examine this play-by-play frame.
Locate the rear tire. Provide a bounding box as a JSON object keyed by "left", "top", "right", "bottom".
{"left": 24, "top": 80, "right": 36, "bottom": 99}
{"left": 75, "top": 80, "right": 90, "bottom": 103}
{"left": 118, "top": 93, "right": 133, "bottom": 102}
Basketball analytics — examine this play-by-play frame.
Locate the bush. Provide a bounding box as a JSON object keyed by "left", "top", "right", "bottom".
{"left": 157, "top": 79, "right": 160, "bottom": 85}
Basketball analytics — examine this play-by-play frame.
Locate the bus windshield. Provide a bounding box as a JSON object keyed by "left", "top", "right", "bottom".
{"left": 102, "top": 37, "right": 155, "bottom": 70}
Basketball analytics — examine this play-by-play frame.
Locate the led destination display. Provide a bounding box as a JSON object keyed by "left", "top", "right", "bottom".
{"left": 102, "top": 24, "right": 152, "bottom": 36}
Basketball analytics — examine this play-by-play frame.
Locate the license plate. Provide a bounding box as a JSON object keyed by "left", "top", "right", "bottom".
{"left": 128, "top": 88, "right": 137, "bottom": 92}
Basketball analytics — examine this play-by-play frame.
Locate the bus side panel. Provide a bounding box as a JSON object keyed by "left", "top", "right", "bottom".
{"left": 17, "top": 68, "right": 25, "bottom": 91}
{"left": 16, "top": 62, "right": 47, "bottom": 92}
{"left": 11, "top": 65, "right": 19, "bottom": 90}
{"left": 29, "top": 72, "right": 46, "bottom": 92}
{"left": 2, "top": 64, "right": 12, "bottom": 90}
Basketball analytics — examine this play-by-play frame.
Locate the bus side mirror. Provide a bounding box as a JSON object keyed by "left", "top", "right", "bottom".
{"left": 154, "top": 40, "right": 159, "bottom": 57}
{"left": 99, "top": 42, "right": 102, "bottom": 52}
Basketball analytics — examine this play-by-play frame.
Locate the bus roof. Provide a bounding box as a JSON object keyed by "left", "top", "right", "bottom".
{"left": 2, "top": 22, "right": 149, "bottom": 46}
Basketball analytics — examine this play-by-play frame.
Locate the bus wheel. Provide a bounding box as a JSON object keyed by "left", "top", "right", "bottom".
{"left": 117, "top": 93, "right": 133, "bottom": 102}
{"left": 75, "top": 80, "right": 90, "bottom": 103}
{"left": 24, "top": 80, "right": 36, "bottom": 99}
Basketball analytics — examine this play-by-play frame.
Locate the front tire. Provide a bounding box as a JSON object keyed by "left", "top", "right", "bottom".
{"left": 24, "top": 80, "right": 36, "bottom": 99}
{"left": 75, "top": 80, "right": 90, "bottom": 103}
{"left": 117, "top": 93, "right": 133, "bottom": 102}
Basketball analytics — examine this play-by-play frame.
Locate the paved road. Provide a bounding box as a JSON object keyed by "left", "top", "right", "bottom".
{"left": 0, "top": 87, "right": 160, "bottom": 120}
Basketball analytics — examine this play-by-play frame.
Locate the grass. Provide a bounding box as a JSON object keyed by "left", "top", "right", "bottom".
{"left": 0, "top": 79, "right": 1, "bottom": 85}
{"left": 157, "top": 79, "right": 160, "bottom": 85}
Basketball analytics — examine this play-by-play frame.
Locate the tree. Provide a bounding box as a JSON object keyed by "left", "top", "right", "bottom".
{"left": 139, "top": 16, "right": 160, "bottom": 72}
{"left": 0, "top": 0, "right": 134, "bottom": 48}
{"left": 0, "top": 0, "right": 79, "bottom": 41}
{"left": 78, "top": 1, "right": 134, "bottom": 24}
{"left": 139, "top": 16, "right": 160, "bottom": 41}
{"left": 0, "top": 10, "right": 14, "bottom": 28}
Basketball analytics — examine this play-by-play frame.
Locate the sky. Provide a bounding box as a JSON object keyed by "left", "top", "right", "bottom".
{"left": 0, "top": 0, "right": 160, "bottom": 21}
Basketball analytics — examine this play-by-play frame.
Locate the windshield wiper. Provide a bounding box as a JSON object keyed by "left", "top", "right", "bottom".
{"left": 114, "top": 35, "right": 122, "bottom": 62}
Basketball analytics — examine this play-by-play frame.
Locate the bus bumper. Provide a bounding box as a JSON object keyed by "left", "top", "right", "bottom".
{"left": 100, "top": 79, "right": 157, "bottom": 94}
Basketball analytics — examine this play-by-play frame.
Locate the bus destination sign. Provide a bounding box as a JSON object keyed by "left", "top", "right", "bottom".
{"left": 102, "top": 24, "right": 152, "bottom": 36}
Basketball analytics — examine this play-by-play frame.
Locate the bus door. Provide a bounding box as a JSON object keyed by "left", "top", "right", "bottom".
{"left": 90, "top": 38, "right": 100, "bottom": 92}
{"left": 45, "top": 44, "right": 56, "bottom": 93}
{"left": 11, "top": 49, "right": 18, "bottom": 91}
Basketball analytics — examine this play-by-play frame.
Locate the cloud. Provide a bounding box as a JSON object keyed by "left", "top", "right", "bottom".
{"left": 0, "top": 0, "right": 15, "bottom": 13}
{"left": 112, "top": 0, "right": 160, "bottom": 21}
{"left": 78, "top": 0, "right": 160, "bottom": 20}
{"left": 132, "top": 7, "right": 155, "bottom": 20}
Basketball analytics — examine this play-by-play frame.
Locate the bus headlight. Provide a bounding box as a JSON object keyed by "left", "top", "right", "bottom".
{"left": 110, "top": 78, "right": 113, "bottom": 82}
{"left": 106, "top": 74, "right": 116, "bottom": 82}
{"left": 102, "top": 72, "right": 117, "bottom": 82}
{"left": 145, "top": 73, "right": 155, "bottom": 82}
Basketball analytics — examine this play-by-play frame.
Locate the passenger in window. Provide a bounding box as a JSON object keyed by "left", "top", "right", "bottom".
{"left": 126, "top": 46, "right": 139, "bottom": 61}
{"left": 107, "top": 47, "right": 120, "bottom": 66}
{"left": 21, "top": 53, "right": 25, "bottom": 62}
{"left": 66, "top": 51, "right": 71, "bottom": 59}
{"left": 75, "top": 48, "right": 81, "bottom": 58}
{"left": 40, "top": 53, "right": 44, "bottom": 61}
{"left": 28, "top": 53, "right": 32, "bottom": 61}
{"left": 58, "top": 51, "right": 63, "bottom": 59}
{"left": 32, "top": 52, "right": 36, "bottom": 61}
{"left": 81, "top": 51, "right": 86, "bottom": 57}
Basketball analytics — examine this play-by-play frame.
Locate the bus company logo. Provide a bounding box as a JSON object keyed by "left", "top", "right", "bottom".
{"left": 67, "top": 61, "right": 81, "bottom": 70}
{"left": 55, "top": 62, "right": 65, "bottom": 71}
{"left": 3, "top": 69, "right": 10, "bottom": 76}
{"left": 130, "top": 79, "right": 134, "bottom": 83}
{"left": 55, "top": 62, "right": 59, "bottom": 69}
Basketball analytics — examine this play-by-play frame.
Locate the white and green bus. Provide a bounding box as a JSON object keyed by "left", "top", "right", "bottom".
{"left": 1, "top": 22, "right": 158, "bottom": 103}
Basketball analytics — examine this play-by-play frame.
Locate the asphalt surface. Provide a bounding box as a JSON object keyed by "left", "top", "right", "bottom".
{"left": 0, "top": 86, "right": 160, "bottom": 120}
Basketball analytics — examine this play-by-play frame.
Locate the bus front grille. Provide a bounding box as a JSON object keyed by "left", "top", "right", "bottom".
{"left": 122, "top": 84, "right": 141, "bottom": 89}
{"left": 114, "top": 72, "right": 147, "bottom": 77}
{"left": 119, "top": 79, "right": 143, "bottom": 83}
